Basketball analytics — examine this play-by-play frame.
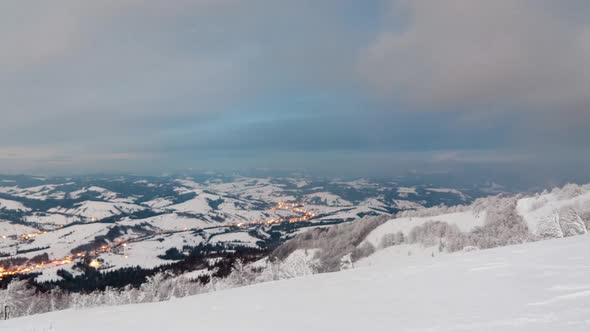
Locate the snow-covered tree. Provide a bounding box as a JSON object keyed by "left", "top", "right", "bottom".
{"left": 558, "top": 208, "right": 587, "bottom": 237}
{"left": 271, "top": 214, "right": 388, "bottom": 272}
{"left": 340, "top": 253, "right": 353, "bottom": 270}
{"left": 379, "top": 231, "right": 405, "bottom": 248}
{"left": 138, "top": 272, "right": 171, "bottom": 303}
{"left": 537, "top": 212, "right": 564, "bottom": 239}
{"left": 224, "top": 259, "right": 255, "bottom": 287}
{"left": 0, "top": 279, "right": 36, "bottom": 318}
{"left": 351, "top": 242, "right": 375, "bottom": 261}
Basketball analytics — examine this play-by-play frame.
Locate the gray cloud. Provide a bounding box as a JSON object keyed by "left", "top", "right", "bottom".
{"left": 0, "top": 0, "right": 366, "bottom": 124}
{"left": 360, "top": 0, "right": 590, "bottom": 111}
{"left": 1, "top": 0, "right": 589, "bottom": 179}
{"left": 0, "top": 1, "right": 230, "bottom": 71}
{"left": 0, "top": 0, "right": 373, "bottom": 172}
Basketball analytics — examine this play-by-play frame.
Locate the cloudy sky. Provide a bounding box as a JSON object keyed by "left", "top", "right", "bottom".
{"left": 1, "top": 0, "right": 589, "bottom": 180}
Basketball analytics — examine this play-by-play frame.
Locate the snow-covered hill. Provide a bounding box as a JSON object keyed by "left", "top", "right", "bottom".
{"left": 6, "top": 235, "right": 590, "bottom": 332}
{"left": 366, "top": 183, "right": 590, "bottom": 250}
{"left": 0, "top": 198, "right": 30, "bottom": 212}
{"left": 48, "top": 201, "right": 146, "bottom": 220}
{"left": 1, "top": 174, "right": 477, "bottom": 281}
{"left": 517, "top": 184, "right": 590, "bottom": 238}
{"left": 365, "top": 209, "right": 486, "bottom": 247}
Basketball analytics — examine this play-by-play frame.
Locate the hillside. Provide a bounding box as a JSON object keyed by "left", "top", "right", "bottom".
{"left": 5, "top": 235, "right": 590, "bottom": 332}
{"left": 366, "top": 183, "right": 590, "bottom": 250}
{"left": 0, "top": 174, "right": 477, "bottom": 283}
{"left": 3, "top": 178, "right": 590, "bottom": 328}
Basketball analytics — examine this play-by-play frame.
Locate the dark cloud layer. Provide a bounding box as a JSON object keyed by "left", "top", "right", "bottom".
{"left": 0, "top": 0, "right": 589, "bottom": 183}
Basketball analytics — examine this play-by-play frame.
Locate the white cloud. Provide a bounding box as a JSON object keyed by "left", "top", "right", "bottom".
{"left": 360, "top": 0, "right": 590, "bottom": 111}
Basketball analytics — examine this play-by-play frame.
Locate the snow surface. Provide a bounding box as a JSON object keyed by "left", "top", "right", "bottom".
{"left": 48, "top": 201, "right": 145, "bottom": 220}
{"left": 210, "top": 231, "right": 260, "bottom": 247}
{"left": 303, "top": 192, "right": 352, "bottom": 206}
{"left": 0, "top": 222, "right": 38, "bottom": 237}
{"left": 118, "top": 213, "right": 211, "bottom": 231}
{"left": 0, "top": 184, "right": 66, "bottom": 200}
{"left": 357, "top": 243, "right": 444, "bottom": 265}
{"left": 517, "top": 189, "right": 590, "bottom": 236}
{"left": 365, "top": 210, "right": 486, "bottom": 246}
{"left": 367, "top": 185, "right": 590, "bottom": 247}
{"left": 24, "top": 213, "right": 80, "bottom": 228}
{"left": 34, "top": 265, "right": 83, "bottom": 283}
{"left": 141, "top": 197, "right": 174, "bottom": 209}
{"left": 0, "top": 198, "right": 30, "bottom": 212}
{"left": 6, "top": 235, "right": 590, "bottom": 332}
{"left": 397, "top": 186, "right": 418, "bottom": 197}
{"left": 427, "top": 187, "right": 468, "bottom": 200}
{"left": 100, "top": 231, "right": 205, "bottom": 271}
{"left": 393, "top": 199, "right": 423, "bottom": 210}
{"left": 1, "top": 223, "right": 112, "bottom": 260}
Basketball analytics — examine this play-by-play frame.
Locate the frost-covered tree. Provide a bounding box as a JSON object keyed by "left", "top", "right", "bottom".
{"left": 351, "top": 242, "right": 375, "bottom": 261}
{"left": 553, "top": 183, "right": 589, "bottom": 200}
{"left": 340, "top": 253, "right": 353, "bottom": 270}
{"left": 408, "top": 221, "right": 462, "bottom": 247}
{"left": 170, "top": 276, "right": 201, "bottom": 298}
{"left": 271, "top": 215, "right": 388, "bottom": 272}
{"left": 558, "top": 208, "right": 587, "bottom": 237}
{"left": 224, "top": 259, "right": 255, "bottom": 287}
{"left": 537, "top": 212, "right": 564, "bottom": 239}
{"left": 396, "top": 204, "right": 469, "bottom": 219}
{"left": 580, "top": 211, "right": 590, "bottom": 230}
{"left": 47, "top": 288, "right": 67, "bottom": 313}
{"left": 0, "top": 279, "right": 36, "bottom": 318}
{"left": 379, "top": 231, "right": 405, "bottom": 249}
{"left": 138, "top": 272, "right": 173, "bottom": 303}
{"left": 400, "top": 195, "right": 531, "bottom": 252}
{"left": 265, "top": 250, "right": 319, "bottom": 280}
{"left": 0, "top": 269, "right": 211, "bottom": 319}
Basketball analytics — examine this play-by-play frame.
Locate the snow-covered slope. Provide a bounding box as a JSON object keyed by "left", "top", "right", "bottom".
{"left": 210, "top": 231, "right": 260, "bottom": 247}
{"left": 517, "top": 185, "right": 590, "bottom": 237}
{"left": 165, "top": 189, "right": 271, "bottom": 224}
{"left": 142, "top": 197, "right": 174, "bottom": 209}
{"left": 7, "top": 235, "right": 590, "bottom": 332}
{"left": 427, "top": 187, "right": 468, "bottom": 199}
{"left": 366, "top": 209, "right": 486, "bottom": 246}
{"left": 0, "top": 198, "right": 30, "bottom": 212}
{"left": 0, "top": 222, "right": 38, "bottom": 238}
{"left": 397, "top": 186, "right": 417, "bottom": 197}
{"left": 69, "top": 186, "right": 135, "bottom": 203}
{"left": 0, "top": 184, "right": 67, "bottom": 200}
{"left": 303, "top": 192, "right": 352, "bottom": 206}
{"left": 367, "top": 183, "right": 590, "bottom": 248}
{"left": 48, "top": 201, "right": 145, "bottom": 220}
{"left": 5, "top": 223, "right": 112, "bottom": 259}
{"left": 24, "top": 213, "right": 80, "bottom": 228}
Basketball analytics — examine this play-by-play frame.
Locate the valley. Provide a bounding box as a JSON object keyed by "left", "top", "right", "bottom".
{"left": 0, "top": 174, "right": 478, "bottom": 284}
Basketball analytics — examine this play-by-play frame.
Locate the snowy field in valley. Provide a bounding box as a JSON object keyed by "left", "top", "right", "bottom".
{"left": 4, "top": 235, "right": 590, "bottom": 332}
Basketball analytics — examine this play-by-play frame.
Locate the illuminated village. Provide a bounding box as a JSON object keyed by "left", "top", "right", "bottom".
{"left": 0, "top": 202, "right": 316, "bottom": 280}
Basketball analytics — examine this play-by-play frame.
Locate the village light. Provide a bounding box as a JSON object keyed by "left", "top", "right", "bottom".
{"left": 1, "top": 201, "right": 317, "bottom": 278}
{"left": 89, "top": 260, "right": 101, "bottom": 268}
